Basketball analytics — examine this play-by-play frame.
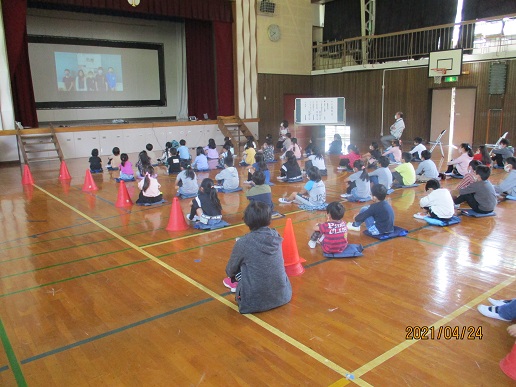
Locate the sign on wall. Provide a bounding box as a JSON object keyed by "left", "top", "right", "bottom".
{"left": 295, "top": 97, "right": 346, "bottom": 125}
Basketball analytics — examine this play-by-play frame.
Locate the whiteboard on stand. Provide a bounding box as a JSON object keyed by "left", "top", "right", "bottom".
{"left": 295, "top": 97, "right": 346, "bottom": 125}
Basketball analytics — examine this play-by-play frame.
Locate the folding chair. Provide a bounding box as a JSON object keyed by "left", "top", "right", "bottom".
{"left": 429, "top": 129, "right": 447, "bottom": 158}
{"left": 487, "top": 132, "right": 508, "bottom": 156}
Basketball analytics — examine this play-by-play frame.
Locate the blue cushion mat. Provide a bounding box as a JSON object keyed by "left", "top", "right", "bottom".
{"left": 194, "top": 220, "right": 230, "bottom": 230}
{"left": 323, "top": 244, "right": 364, "bottom": 258}
{"left": 461, "top": 209, "right": 496, "bottom": 217}
{"left": 217, "top": 187, "right": 243, "bottom": 193}
{"left": 424, "top": 215, "right": 461, "bottom": 226}
{"left": 298, "top": 203, "right": 328, "bottom": 211}
{"left": 136, "top": 199, "right": 167, "bottom": 206}
{"left": 363, "top": 226, "right": 408, "bottom": 240}
{"left": 506, "top": 195, "right": 516, "bottom": 201}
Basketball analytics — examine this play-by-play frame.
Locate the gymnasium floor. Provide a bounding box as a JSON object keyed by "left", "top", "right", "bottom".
{"left": 0, "top": 152, "right": 515, "bottom": 386}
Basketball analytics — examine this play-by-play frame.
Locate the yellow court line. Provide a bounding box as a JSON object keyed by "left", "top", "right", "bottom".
{"left": 351, "top": 275, "right": 516, "bottom": 379}
{"left": 142, "top": 208, "right": 307, "bottom": 249}
{"left": 34, "top": 184, "right": 370, "bottom": 385}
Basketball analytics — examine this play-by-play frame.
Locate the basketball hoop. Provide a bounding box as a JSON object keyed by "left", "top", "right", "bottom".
{"left": 431, "top": 68, "right": 447, "bottom": 84}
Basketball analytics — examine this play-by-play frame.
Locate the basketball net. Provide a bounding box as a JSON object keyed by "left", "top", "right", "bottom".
{"left": 432, "top": 68, "right": 446, "bottom": 84}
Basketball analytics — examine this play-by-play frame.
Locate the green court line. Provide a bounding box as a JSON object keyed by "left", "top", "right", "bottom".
{"left": 0, "top": 237, "right": 120, "bottom": 265}
{"left": 0, "top": 259, "right": 148, "bottom": 299}
{"left": 0, "top": 319, "right": 27, "bottom": 386}
{"left": 0, "top": 248, "right": 133, "bottom": 280}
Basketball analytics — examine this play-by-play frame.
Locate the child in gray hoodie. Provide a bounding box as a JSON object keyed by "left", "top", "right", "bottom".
{"left": 223, "top": 201, "right": 292, "bottom": 314}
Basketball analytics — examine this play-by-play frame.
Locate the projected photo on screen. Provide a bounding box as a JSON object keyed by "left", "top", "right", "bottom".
{"left": 28, "top": 36, "right": 166, "bottom": 109}
{"left": 55, "top": 52, "right": 124, "bottom": 92}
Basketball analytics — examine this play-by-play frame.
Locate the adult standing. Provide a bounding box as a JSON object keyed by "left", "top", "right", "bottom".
{"left": 381, "top": 112, "right": 405, "bottom": 149}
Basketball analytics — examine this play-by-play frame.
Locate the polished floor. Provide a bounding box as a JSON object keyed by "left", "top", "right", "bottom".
{"left": 0, "top": 152, "right": 515, "bottom": 386}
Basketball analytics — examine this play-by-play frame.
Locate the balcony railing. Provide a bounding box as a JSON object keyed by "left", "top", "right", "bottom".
{"left": 313, "top": 14, "right": 516, "bottom": 71}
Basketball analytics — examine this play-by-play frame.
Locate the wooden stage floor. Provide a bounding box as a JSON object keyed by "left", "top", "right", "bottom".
{"left": 0, "top": 154, "right": 515, "bottom": 386}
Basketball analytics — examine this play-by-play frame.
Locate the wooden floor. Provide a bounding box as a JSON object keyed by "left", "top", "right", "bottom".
{"left": 0, "top": 153, "right": 515, "bottom": 386}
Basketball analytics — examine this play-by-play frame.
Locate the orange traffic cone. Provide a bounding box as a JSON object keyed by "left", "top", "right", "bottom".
{"left": 60, "top": 180, "right": 71, "bottom": 195}
{"left": 58, "top": 161, "right": 72, "bottom": 180}
{"left": 115, "top": 181, "right": 133, "bottom": 207}
{"left": 166, "top": 197, "right": 189, "bottom": 231}
{"left": 22, "top": 165, "right": 34, "bottom": 185}
{"left": 500, "top": 343, "right": 516, "bottom": 380}
{"left": 282, "top": 218, "right": 306, "bottom": 276}
{"left": 82, "top": 170, "right": 98, "bottom": 192}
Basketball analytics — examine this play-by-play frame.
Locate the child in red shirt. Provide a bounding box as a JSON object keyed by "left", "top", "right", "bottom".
{"left": 338, "top": 144, "right": 361, "bottom": 171}
{"left": 308, "top": 202, "right": 348, "bottom": 253}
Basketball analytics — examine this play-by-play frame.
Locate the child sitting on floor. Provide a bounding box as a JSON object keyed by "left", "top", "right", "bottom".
{"left": 262, "top": 137, "right": 275, "bottom": 163}
{"left": 167, "top": 147, "right": 181, "bottom": 174}
{"left": 409, "top": 137, "right": 426, "bottom": 161}
{"left": 277, "top": 151, "right": 303, "bottom": 182}
{"left": 305, "top": 146, "right": 327, "bottom": 176}
{"left": 281, "top": 137, "right": 302, "bottom": 159}
{"left": 240, "top": 143, "right": 256, "bottom": 167}
{"left": 308, "top": 201, "right": 348, "bottom": 253}
{"left": 347, "top": 184, "right": 395, "bottom": 235}
{"left": 214, "top": 157, "right": 240, "bottom": 192}
{"left": 444, "top": 143, "right": 473, "bottom": 176}
{"left": 341, "top": 160, "right": 371, "bottom": 202}
{"left": 186, "top": 178, "right": 224, "bottom": 226}
{"left": 246, "top": 170, "right": 274, "bottom": 210}
{"left": 383, "top": 139, "right": 402, "bottom": 163}
{"left": 473, "top": 145, "right": 491, "bottom": 167}
{"left": 136, "top": 150, "right": 152, "bottom": 179}
{"left": 338, "top": 144, "right": 361, "bottom": 170}
{"left": 369, "top": 156, "right": 393, "bottom": 191}
{"left": 453, "top": 165, "right": 497, "bottom": 214}
{"left": 415, "top": 150, "right": 439, "bottom": 182}
{"left": 218, "top": 143, "right": 233, "bottom": 169}
{"left": 414, "top": 179, "right": 454, "bottom": 220}
{"left": 246, "top": 153, "right": 270, "bottom": 185}
{"left": 362, "top": 141, "right": 382, "bottom": 168}
{"left": 89, "top": 148, "right": 103, "bottom": 173}
{"left": 223, "top": 201, "right": 292, "bottom": 314}
{"left": 204, "top": 138, "right": 219, "bottom": 160}
{"left": 279, "top": 166, "right": 326, "bottom": 208}
{"left": 491, "top": 139, "right": 514, "bottom": 169}
{"left": 136, "top": 166, "right": 163, "bottom": 205}
{"left": 175, "top": 161, "right": 198, "bottom": 198}
{"left": 192, "top": 146, "right": 209, "bottom": 171}
{"left": 455, "top": 160, "right": 482, "bottom": 192}
{"left": 494, "top": 157, "right": 516, "bottom": 198}
{"left": 177, "top": 139, "right": 191, "bottom": 163}
{"left": 116, "top": 153, "right": 135, "bottom": 182}
{"left": 107, "top": 147, "right": 121, "bottom": 171}
{"left": 392, "top": 152, "right": 416, "bottom": 187}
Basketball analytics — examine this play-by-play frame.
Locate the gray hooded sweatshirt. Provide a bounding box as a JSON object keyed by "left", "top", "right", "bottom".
{"left": 226, "top": 227, "right": 292, "bottom": 314}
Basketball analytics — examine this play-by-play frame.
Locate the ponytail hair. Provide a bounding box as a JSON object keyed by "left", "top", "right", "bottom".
{"left": 200, "top": 178, "right": 222, "bottom": 212}
{"left": 181, "top": 160, "right": 195, "bottom": 180}
{"left": 142, "top": 165, "right": 154, "bottom": 192}
{"left": 478, "top": 145, "right": 490, "bottom": 165}
{"left": 461, "top": 143, "right": 474, "bottom": 157}
{"left": 285, "top": 150, "right": 298, "bottom": 168}
{"left": 120, "top": 153, "right": 128, "bottom": 167}
{"left": 353, "top": 159, "right": 369, "bottom": 182}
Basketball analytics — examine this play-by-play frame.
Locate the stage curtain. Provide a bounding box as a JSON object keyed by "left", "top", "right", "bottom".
{"left": 2, "top": 0, "right": 38, "bottom": 128}
{"left": 185, "top": 20, "right": 216, "bottom": 120}
{"left": 214, "top": 21, "right": 234, "bottom": 117}
{"left": 27, "top": 0, "right": 232, "bottom": 23}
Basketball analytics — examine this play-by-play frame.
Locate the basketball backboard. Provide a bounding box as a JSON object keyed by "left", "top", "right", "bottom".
{"left": 428, "top": 49, "right": 463, "bottom": 77}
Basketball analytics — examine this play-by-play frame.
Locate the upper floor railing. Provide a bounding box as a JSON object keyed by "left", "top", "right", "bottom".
{"left": 313, "top": 14, "right": 516, "bottom": 71}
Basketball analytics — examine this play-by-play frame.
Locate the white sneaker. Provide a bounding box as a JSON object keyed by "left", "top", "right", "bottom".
{"left": 186, "top": 214, "right": 200, "bottom": 222}
{"left": 444, "top": 172, "right": 453, "bottom": 176}
{"left": 413, "top": 213, "right": 427, "bottom": 220}
{"left": 279, "top": 198, "right": 292, "bottom": 204}
{"left": 488, "top": 297, "right": 512, "bottom": 307}
{"left": 346, "top": 222, "right": 360, "bottom": 232}
{"left": 337, "top": 166, "right": 347, "bottom": 170}
{"left": 213, "top": 185, "right": 223, "bottom": 189}
{"left": 340, "top": 193, "right": 351, "bottom": 198}
{"left": 477, "top": 304, "right": 510, "bottom": 321}
{"left": 308, "top": 240, "right": 317, "bottom": 249}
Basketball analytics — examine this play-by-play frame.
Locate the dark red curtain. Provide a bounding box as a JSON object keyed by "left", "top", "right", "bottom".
{"left": 28, "top": 0, "right": 232, "bottom": 22}
{"left": 2, "top": 0, "right": 38, "bottom": 127}
{"left": 185, "top": 20, "right": 216, "bottom": 120}
{"left": 214, "top": 21, "right": 234, "bottom": 117}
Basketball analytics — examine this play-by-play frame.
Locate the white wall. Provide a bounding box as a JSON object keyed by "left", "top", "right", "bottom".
{"left": 26, "top": 9, "right": 188, "bottom": 124}
{"left": 0, "top": 122, "right": 259, "bottom": 162}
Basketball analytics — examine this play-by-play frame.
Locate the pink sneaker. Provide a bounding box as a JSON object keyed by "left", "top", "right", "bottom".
{"left": 223, "top": 277, "right": 237, "bottom": 293}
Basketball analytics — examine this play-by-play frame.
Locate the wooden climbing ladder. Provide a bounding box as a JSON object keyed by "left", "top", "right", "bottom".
{"left": 216, "top": 116, "right": 254, "bottom": 156}
{"left": 16, "top": 124, "right": 64, "bottom": 164}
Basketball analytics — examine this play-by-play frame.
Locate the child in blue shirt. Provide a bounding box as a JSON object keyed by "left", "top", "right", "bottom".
{"left": 192, "top": 146, "right": 209, "bottom": 171}
{"left": 347, "top": 184, "right": 395, "bottom": 235}
{"left": 279, "top": 166, "right": 326, "bottom": 208}
{"left": 177, "top": 139, "right": 191, "bottom": 162}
